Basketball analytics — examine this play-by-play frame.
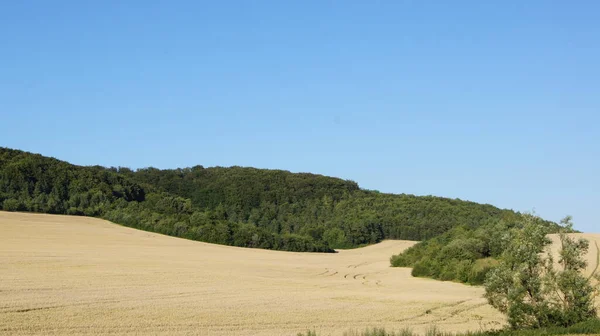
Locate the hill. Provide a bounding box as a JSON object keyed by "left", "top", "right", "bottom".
{"left": 2, "top": 212, "right": 597, "bottom": 335}
{"left": 0, "top": 211, "right": 503, "bottom": 335}
{"left": 0, "top": 147, "right": 530, "bottom": 252}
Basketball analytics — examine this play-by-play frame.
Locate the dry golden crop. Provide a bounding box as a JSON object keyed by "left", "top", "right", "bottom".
{"left": 1, "top": 211, "right": 597, "bottom": 335}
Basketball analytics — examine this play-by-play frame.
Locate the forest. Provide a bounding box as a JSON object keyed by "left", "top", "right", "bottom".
{"left": 0, "top": 147, "right": 534, "bottom": 253}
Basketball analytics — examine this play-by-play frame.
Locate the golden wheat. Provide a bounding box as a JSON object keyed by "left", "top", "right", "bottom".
{"left": 1, "top": 211, "right": 596, "bottom": 335}
{"left": 547, "top": 233, "right": 600, "bottom": 279}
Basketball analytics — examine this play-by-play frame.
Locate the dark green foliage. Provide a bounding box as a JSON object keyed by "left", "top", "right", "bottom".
{"left": 2, "top": 198, "right": 21, "bottom": 211}
{"left": 390, "top": 217, "right": 558, "bottom": 285}
{"left": 1, "top": 147, "right": 529, "bottom": 253}
{"left": 123, "top": 165, "right": 360, "bottom": 212}
{"left": 0, "top": 148, "right": 145, "bottom": 216}
{"left": 122, "top": 165, "right": 523, "bottom": 245}
{"left": 0, "top": 147, "right": 332, "bottom": 252}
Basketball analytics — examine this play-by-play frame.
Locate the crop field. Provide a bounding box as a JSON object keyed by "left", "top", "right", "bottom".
{"left": 1, "top": 212, "right": 597, "bottom": 336}
{"left": 548, "top": 233, "right": 600, "bottom": 278}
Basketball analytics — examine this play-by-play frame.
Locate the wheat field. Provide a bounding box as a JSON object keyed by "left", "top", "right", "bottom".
{"left": 1, "top": 212, "right": 597, "bottom": 335}
{"left": 548, "top": 233, "right": 600, "bottom": 278}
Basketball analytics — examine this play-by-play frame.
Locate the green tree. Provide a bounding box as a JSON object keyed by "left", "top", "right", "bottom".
{"left": 484, "top": 215, "right": 598, "bottom": 329}
{"left": 544, "top": 216, "right": 598, "bottom": 326}
{"left": 2, "top": 198, "right": 21, "bottom": 211}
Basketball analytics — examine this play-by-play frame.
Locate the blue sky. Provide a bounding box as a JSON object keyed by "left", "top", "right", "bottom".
{"left": 1, "top": 1, "right": 598, "bottom": 232}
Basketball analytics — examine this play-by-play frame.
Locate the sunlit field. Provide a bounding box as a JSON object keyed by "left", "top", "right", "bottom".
{"left": 548, "top": 233, "right": 600, "bottom": 278}
{"left": 1, "top": 211, "right": 597, "bottom": 335}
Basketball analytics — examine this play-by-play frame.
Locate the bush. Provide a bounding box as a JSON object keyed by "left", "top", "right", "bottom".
{"left": 390, "top": 218, "right": 558, "bottom": 285}
{"left": 468, "top": 258, "right": 498, "bottom": 285}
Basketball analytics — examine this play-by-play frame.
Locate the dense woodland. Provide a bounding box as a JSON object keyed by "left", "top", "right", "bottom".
{"left": 390, "top": 216, "right": 559, "bottom": 284}
{"left": 1, "top": 147, "right": 533, "bottom": 254}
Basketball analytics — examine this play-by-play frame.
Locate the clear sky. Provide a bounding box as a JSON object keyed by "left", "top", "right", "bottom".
{"left": 1, "top": 1, "right": 598, "bottom": 232}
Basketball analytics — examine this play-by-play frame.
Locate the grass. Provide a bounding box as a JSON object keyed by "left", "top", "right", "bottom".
{"left": 297, "top": 319, "right": 600, "bottom": 336}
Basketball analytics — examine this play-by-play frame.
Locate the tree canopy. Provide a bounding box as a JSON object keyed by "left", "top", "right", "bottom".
{"left": 1, "top": 147, "right": 535, "bottom": 253}
{"left": 390, "top": 214, "right": 559, "bottom": 285}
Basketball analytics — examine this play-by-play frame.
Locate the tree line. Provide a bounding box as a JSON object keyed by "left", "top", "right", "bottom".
{"left": 390, "top": 215, "right": 558, "bottom": 285}
{"left": 1, "top": 147, "right": 525, "bottom": 252}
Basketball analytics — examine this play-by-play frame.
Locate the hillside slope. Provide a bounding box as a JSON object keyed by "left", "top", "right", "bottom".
{"left": 0, "top": 211, "right": 503, "bottom": 335}
{"left": 122, "top": 165, "right": 521, "bottom": 242}
{"left": 0, "top": 147, "right": 530, "bottom": 252}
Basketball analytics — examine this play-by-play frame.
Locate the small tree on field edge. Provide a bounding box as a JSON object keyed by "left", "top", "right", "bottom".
{"left": 484, "top": 214, "right": 599, "bottom": 329}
